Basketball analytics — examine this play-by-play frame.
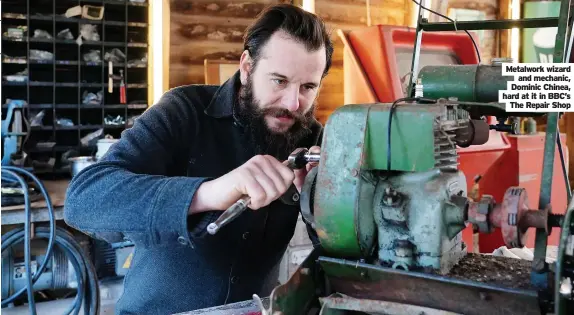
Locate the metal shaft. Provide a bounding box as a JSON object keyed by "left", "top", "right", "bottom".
{"left": 303, "top": 153, "right": 320, "bottom": 164}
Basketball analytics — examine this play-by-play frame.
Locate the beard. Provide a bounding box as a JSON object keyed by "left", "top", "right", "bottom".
{"left": 235, "top": 74, "right": 316, "bottom": 159}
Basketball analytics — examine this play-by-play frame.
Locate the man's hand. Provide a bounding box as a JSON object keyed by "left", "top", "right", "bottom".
{"left": 293, "top": 146, "right": 320, "bottom": 192}
{"left": 190, "top": 155, "right": 295, "bottom": 213}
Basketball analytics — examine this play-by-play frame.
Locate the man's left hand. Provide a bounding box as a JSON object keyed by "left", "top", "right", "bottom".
{"left": 293, "top": 146, "right": 320, "bottom": 192}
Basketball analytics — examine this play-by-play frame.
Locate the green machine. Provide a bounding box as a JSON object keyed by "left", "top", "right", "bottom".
{"left": 258, "top": 1, "right": 574, "bottom": 314}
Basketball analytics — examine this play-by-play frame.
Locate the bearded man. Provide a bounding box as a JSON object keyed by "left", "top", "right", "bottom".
{"left": 64, "top": 4, "right": 333, "bottom": 314}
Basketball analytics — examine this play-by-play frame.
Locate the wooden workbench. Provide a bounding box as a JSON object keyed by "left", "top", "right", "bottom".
{"left": 1, "top": 179, "right": 69, "bottom": 225}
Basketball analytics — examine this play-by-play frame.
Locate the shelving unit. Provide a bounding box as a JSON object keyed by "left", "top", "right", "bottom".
{"left": 2, "top": 0, "right": 150, "bottom": 176}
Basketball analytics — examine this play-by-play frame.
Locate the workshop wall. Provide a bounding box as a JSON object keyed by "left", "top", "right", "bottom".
{"left": 431, "top": 0, "right": 499, "bottom": 64}
{"left": 168, "top": 0, "right": 412, "bottom": 124}
{"left": 168, "top": 0, "right": 289, "bottom": 89}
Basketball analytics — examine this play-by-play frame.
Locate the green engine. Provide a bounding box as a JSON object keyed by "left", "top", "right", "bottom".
{"left": 263, "top": 17, "right": 574, "bottom": 313}
{"left": 261, "top": 63, "right": 572, "bottom": 315}
{"left": 301, "top": 101, "right": 493, "bottom": 274}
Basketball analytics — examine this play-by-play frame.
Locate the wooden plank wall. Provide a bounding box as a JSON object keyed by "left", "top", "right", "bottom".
{"left": 169, "top": 0, "right": 288, "bottom": 89}
{"left": 168, "top": 0, "right": 412, "bottom": 124}
{"left": 431, "top": 0, "right": 499, "bottom": 64}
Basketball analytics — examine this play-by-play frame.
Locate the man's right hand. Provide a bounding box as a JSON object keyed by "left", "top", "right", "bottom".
{"left": 190, "top": 155, "right": 296, "bottom": 214}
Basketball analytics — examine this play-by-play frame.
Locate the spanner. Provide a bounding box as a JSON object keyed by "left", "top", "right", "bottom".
{"left": 206, "top": 148, "right": 320, "bottom": 235}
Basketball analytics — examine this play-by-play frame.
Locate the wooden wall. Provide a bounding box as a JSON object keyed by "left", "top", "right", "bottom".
{"left": 168, "top": 0, "right": 412, "bottom": 124}
{"left": 431, "top": 0, "right": 499, "bottom": 64}
{"left": 169, "top": 0, "right": 288, "bottom": 89}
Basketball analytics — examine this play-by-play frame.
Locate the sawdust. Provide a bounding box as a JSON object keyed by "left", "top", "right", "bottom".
{"left": 446, "top": 253, "right": 534, "bottom": 290}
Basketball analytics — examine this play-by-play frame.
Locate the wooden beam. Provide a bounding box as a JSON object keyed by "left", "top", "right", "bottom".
{"left": 170, "top": 0, "right": 276, "bottom": 19}
{"left": 316, "top": 0, "right": 406, "bottom": 25}
{"left": 498, "top": 0, "right": 512, "bottom": 59}
{"left": 148, "top": 0, "right": 171, "bottom": 106}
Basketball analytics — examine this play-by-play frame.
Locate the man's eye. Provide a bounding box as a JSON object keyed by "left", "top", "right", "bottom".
{"left": 273, "top": 79, "right": 286, "bottom": 85}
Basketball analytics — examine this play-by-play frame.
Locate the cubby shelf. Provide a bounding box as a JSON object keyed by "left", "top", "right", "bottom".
{"left": 2, "top": 0, "right": 149, "bottom": 176}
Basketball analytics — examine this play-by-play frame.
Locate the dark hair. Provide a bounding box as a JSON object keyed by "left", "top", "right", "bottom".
{"left": 243, "top": 4, "right": 334, "bottom": 78}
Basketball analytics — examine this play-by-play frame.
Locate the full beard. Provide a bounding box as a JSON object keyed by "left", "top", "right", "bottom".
{"left": 235, "top": 75, "right": 315, "bottom": 159}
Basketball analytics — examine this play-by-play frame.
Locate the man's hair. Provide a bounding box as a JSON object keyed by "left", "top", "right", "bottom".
{"left": 243, "top": 4, "right": 334, "bottom": 78}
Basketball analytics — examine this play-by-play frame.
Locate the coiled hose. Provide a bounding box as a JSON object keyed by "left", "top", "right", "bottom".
{"left": 1, "top": 166, "right": 100, "bottom": 315}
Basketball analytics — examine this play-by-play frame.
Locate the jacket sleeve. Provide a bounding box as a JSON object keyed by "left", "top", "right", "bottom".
{"left": 64, "top": 88, "right": 208, "bottom": 248}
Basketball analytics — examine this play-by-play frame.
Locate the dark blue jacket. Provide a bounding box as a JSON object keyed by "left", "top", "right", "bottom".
{"left": 63, "top": 71, "right": 323, "bottom": 314}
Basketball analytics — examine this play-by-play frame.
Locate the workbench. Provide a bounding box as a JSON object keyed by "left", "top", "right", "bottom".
{"left": 1, "top": 179, "right": 69, "bottom": 225}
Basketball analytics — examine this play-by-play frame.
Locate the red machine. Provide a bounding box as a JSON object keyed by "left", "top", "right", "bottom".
{"left": 338, "top": 25, "right": 569, "bottom": 252}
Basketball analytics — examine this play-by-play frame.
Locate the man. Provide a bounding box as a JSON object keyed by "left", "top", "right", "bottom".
{"left": 64, "top": 4, "right": 334, "bottom": 314}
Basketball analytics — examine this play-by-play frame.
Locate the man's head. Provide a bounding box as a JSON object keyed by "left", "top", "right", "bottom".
{"left": 236, "top": 4, "right": 333, "bottom": 156}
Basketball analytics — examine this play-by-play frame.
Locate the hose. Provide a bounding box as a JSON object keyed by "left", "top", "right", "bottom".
{"left": 1, "top": 166, "right": 100, "bottom": 315}
{"left": 1, "top": 169, "right": 35, "bottom": 312}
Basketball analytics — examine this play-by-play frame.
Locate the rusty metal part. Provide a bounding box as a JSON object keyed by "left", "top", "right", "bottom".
{"left": 374, "top": 169, "right": 468, "bottom": 275}
{"left": 269, "top": 249, "right": 322, "bottom": 315}
{"left": 446, "top": 194, "right": 469, "bottom": 239}
{"left": 450, "top": 194, "right": 469, "bottom": 216}
{"left": 319, "top": 256, "right": 541, "bottom": 315}
{"left": 455, "top": 119, "right": 490, "bottom": 148}
{"left": 489, "top": 187, "right": 549, "bottom": 248}
{"left": 466, "top": 187, "right": 550, "bottom": 248}
{"left": 318, "top": 293, "right": 461, "bottom": 315}
{"left": 467, "top": 195, "right": 494, "bottom": 233}
{"left": 469, "top": 119, "right": 490, "bottom": 145}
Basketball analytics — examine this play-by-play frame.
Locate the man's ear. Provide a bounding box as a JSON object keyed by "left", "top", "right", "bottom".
{"left": 239, "top": 50, "right": 252, "bottom": 85}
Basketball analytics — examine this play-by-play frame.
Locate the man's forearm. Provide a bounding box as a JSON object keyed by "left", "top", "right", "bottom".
{"left": 189, "top": 180, "right": 220, "bottom": 214}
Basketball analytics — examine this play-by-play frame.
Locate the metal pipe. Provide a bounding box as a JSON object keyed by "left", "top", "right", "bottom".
{"left": 531, "top": 0, "right": 572, "bottom": 294}
{"left": 407, "top": 1, "right": 424, "bottom": 98}
{"left": 420, "top": 17, "right": 559, "bottom": 31}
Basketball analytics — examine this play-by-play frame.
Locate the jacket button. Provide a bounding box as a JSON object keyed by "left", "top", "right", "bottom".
{"left": 177, "top": 236, "right": 188, "bottom": 245}
{"left": 242, "top": 232, "right": 250, "bottom": 240}
{"left": 231, "top": 276, "right": 238, "bottom": 284}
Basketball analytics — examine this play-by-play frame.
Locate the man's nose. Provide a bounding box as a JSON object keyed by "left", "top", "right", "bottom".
{"left": 281, "top": 85, "right": 300, "bottom": 112}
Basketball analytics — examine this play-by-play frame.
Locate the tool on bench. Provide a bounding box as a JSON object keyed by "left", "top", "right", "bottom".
{"left": 206, "top": 148, "right": 321, "bottom": 235}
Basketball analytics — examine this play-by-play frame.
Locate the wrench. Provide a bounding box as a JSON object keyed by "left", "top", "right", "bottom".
{"left": 206, "top": 148, "right": 320, "bottom": 235}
